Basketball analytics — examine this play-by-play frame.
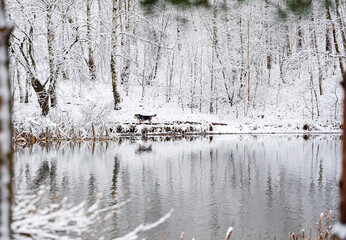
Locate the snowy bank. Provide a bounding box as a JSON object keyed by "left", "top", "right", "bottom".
{"left": 12, "top": 81, "right": 342, "bottom": 143}
{"left": 12, "top": 115, "right": 342, "bottom": 144}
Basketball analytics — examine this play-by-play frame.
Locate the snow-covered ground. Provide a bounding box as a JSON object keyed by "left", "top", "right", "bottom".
{"left": 12, "top": 75, "right": 343, "bottom": 142}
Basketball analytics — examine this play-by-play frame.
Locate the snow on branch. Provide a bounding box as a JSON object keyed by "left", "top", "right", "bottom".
{"left": 11, "top": 186, "right": 137, "bottom": 240}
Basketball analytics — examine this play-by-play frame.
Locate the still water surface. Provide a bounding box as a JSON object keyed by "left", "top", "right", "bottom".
{"left": 14, "top": 135, "right": 341, "bottom": 239}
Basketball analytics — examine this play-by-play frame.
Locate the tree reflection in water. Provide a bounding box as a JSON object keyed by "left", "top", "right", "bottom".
{"left": 13, "top": 135, "right": 341, "bottom": 239}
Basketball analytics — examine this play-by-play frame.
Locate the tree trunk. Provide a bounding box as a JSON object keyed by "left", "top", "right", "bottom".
{"left": 111, "top": 0, "right": 121, "bottom": 109}
{"left": 247, "top": 1, "right": 252, "bottom": 105}
{"left": 210, "top": 0, "right": 216, "bottom": 114}
{"left": 16, "top": 63, "right": 24, "bottom": 103}
{"left": 339, "top": 73, "right": 346, "bottom": 223}
{"left": 25, "top": 76, "right": 29, "bottom": 103}
{"left": 60, "top": 1, "right": 68, "bottom": 81}
{"left": 264, "top": 0, "right": 271, "bottom": 84}
{"left": 297, "top": 16, "right": 303, "bottom": 51}
{"left": 46, "top": 2, "right": 57, "bottom": 108}
{"left": 223, "top": 0, "right": 235, "bottom": 107}
{"left": 18, "top": 23, "right": 50, "bottom": 116}
{"left": 151, "top": 16, "right": 168, "bottom": 85}
{"left": 324, "top": 0, "right": 332, "bottom": 53}
{"left": 121, "top": 0, "right": 131, "bottom": 96}
{"left": 310, "top": 4, "right": 324, "bottom": 95}
{"left": 215, "top": 48, "right": 233, "bottom": 108}
{"left": 335, "top": 0, "right": 346, "bottom": 53}
{"left": 87, "top": 0, "right": 96, "bottom": 81}
{"left": 31, "top": 75, "right": 50, "bottom": 116}
{"left": 238, "top": 17, "right": 245, "bottom": 98}
{"left": 0, "top": 0, "right": 13, "bottom": 238}
{"left": 166, "top": 51, "right": 174, "bottom": 103}
{"left": 325, "top": 0, "right": 344, "bottom": 75}
{"left": 283, "top": 0, "right": 291, "bottom": 57}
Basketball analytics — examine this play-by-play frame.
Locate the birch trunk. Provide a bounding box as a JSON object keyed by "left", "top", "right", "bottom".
{"left": 111, "top": 0, "right": 121, "bottom": 109}
{"left": 166, "top": 52, "right": 174, "bottom": 103}
{"left": 16, "top": 62, "right": 23, "bottom": 103}
{"left": 46, "top": 3, "right": 57, "bottom": 108}
{"left": 121, "top": 0, "right": 130, "bottom": 96}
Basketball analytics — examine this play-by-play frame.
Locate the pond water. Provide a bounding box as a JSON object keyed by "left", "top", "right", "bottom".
{"left": 13, "top": 135, "right": 341, "bottom": 239}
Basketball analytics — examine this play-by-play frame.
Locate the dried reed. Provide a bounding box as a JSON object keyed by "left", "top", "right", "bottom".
{"left": 178, "top": 211, "right": 333, "bottom": 240}
{"left": 288, "top": 210, "right": 333, "bottom": 240}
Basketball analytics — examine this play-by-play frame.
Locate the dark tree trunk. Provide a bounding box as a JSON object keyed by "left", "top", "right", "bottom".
{"left": 297, "top": 17, "right": 303, "bottom": 50}
{"left": 49, "top": 89, "right": 57, "bottom": 108}
{"left": 24, "top": 77, "right": 29, "bottom": 103}
{"left": 340, "top": 73, "right": 346, "bottom": 224}
{"left": 334, "top": 0, "right": 346, "bottom": 53}
{"left": 31, "top": 75, "right": 49, "bottom": 116}
{"left": 18, "top": 24, "right": 50, "bottom": 116}
{"left": 37, "top": 92, "right": 50, "bottom": 116}
{"left": 48, "top": 78, "right": 57, "bottom": 108}
{"left": 325, "top": 0, "right": 344, "bottom": 75}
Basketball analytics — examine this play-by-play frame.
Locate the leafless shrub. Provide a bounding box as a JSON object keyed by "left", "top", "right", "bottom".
{"left": 81, "top": 101, "right": 113, "bottom": 125}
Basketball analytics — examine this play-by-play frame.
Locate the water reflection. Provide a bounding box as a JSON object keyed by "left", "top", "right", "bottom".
{"left": 32, "top": 160, "right": 49, "bottom": 188}
{"left": 13, "top": 135, "right": 341, "bottom": 239}
{"left": 135, "top": 144, "right": 153, "bottom": 155}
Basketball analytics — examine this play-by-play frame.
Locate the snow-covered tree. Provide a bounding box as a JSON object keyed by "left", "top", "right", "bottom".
{"left": 6, "top": 0, "right": 345, "bottom": 123}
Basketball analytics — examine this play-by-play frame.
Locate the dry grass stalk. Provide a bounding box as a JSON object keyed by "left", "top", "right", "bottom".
{"left": 225, "top": 227, "right": 233, "bottom": 240}
{"left": 179, "top": 231, "right": 184, "bottom": 240}
{"left": 287, "top": 211, "right": 333, "bottom": 240}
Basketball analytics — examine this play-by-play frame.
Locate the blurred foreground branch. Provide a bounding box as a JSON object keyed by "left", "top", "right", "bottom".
{"left": 11, "top": 186, "right": 172, "bottom": 240}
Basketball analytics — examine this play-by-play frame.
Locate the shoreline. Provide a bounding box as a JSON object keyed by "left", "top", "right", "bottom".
{"left": 13, "top": 120, "right": 342, "bottom": 145}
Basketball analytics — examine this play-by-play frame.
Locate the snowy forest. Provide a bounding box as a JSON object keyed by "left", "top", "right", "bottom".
{"left": 1, "top": 0, "right": 346, "bottom": 239}
{"left": 6, "top": 0, "right": 346, "bottom": 139}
